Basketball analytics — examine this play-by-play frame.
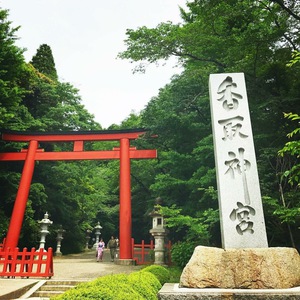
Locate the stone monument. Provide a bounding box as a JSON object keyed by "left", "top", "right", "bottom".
{"left": 158, "top": 73, "right": 300, "bottom": 299}
{"left": 209, "top": 72, "right": 268, "bottom": 248}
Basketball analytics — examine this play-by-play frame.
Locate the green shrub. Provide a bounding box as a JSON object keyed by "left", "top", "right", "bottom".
{"left": 52, "top": 274, "right": 143, "bottom": 300}
{"left": 90, "top": 274, "right": 143, "bottom": 300}
{"left": 128, "top": 272, "right": 158, "bottom": 299}
{"left": 131, "top": 270, "right": 162, "bottom": 293}
{"left": 91, "top": 273, "right": 129, "bottom": 286}
{"left": 171, "top": 241, "right": 196, "bottom": 269}
{"left": 51, "top": 270, "right": 164, "bottom": 300}
{"left": 168, "top": 266, "right": 182, "bottom": 283}
{"left": 52, "top": 286, "right": 114, "bottom": 300}
{"left": 141, "top": 265, "right": 170, "bottom": 285}
{"left": 104, "top": 282, "right": 142, "bottom": 300}
{"left": 148, "top": 249, "right": 154, "bottom": 261}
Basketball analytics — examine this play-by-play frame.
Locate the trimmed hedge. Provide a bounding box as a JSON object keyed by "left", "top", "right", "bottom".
{"left": 51, "top": 270, "right": 162, "bottom": 300}
{"left": 51, "top": 285, "right": 115, "bottom": 300}
{"left": 141, "top": 265, "right": 170, "bottom": 285}
{"left": 128, "top": 272, "right": 160, "bottom": 299}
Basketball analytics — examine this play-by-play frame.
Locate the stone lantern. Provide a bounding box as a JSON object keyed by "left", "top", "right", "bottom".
{"left": 149, "top": 197, "right": 168, "bottom": 265}
{"left": 55, "top": 225, "right": 65, "bottom": 256}
{"left": 93, "top": 221, "right": 102, "bottom": 249}
{"left": 38, "top": 212, "right": 53, "bottom": 251}
{"left": 85, "top": 229, "right": 92, "bottom": 250}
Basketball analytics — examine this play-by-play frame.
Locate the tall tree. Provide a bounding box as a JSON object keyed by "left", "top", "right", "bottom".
{"left": 30, "top": 44, "right": 58, "bottom": 80}
{"left": 0, "top": 8, "right": 26, "bottom": 127}
{"left": 0, "top": 11, "right": 105, "bottom": 251}
{"left": 119, "top": 0, "right": 300, "bottom": 251}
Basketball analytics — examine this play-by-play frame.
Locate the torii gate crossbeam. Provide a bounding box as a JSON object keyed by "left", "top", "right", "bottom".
{"left": 0, "top": 129, "right": 157, "bottom": 262}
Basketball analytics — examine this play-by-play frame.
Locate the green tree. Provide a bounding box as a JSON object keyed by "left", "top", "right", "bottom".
{"left": 0, "top": 8, "right": 26, "bottom": 127}
{"left": 278, "top": 113, "right": 300, "bottom": 188}
{"left": 119, "top": 0, "right": 300, "bottom": 249}
{"left": 263, "top": 112, "right": 300, "bottom": 248}
{"left": 137, "top": 71, "right": 220, "bottom": 245}
{"left": 30, "top": 44, "right": 58, "bottom": 80}
{"left": 0, "top": 10, "right": 105, "bottom": 250}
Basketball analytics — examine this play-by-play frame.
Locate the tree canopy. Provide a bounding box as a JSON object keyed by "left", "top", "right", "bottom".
{"left": 30, "top": 44, "right": 58, "bottom": 80}
{"left": 0, "top": 1, "right": 300, "bottom": 260}
{"left": 119, "top": 0, "right": 300, "bottom": 252}
{"left": 0, "top": 9, "right": 26, "bottom": 127}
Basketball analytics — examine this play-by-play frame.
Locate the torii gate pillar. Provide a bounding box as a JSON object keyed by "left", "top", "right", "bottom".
{"left": 5, "top": 140, "right": 38, "bottom": 250}
{"left": 0, "top": 129, "right": 157, "bottom": 262}
{"left": 119, "top": 138, "right": 132, "bottom": 260}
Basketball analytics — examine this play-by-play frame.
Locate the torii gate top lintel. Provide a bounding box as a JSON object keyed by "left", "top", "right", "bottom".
{"left": 1, "top": 128, "right": 152, "bottom": 142}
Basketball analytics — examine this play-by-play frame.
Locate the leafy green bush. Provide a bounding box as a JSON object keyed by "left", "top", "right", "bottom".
{"left": 131, "top": 270, "right": 162, "bottom": 292}
{"left": 52, "top": 272, "right": 162, "bottom": 300}
{"left": 171, "top": 241, "right": 196, "bottom": 269}
{"left": 51, "top": 285, "right": 114, "bottom": 300}
{"left": 90, "top": 274, "right": 144, "bottom": 299}
{"left": 168, "top": 266, "right": 182, "bottom": 283}
{"left": 52, "top": 274, "right": 143, "bottom": 300}
{"left": 91, "top": 273, "right": 129, "bottom": 286}
{"left": 141, "top": 265, "right": 170, "bottom": 285}
{"left": 128, "top": 272, "right": 159, "bottom": 299}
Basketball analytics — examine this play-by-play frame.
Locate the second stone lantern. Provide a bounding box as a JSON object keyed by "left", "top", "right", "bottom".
{"left": 93, "top": 221, "right": 102, "bottom": 249}
{"left": 149, "top": 197, "right": 168, "bottom": 265}
{"left": 38, "top": 212, "right": 53, "bottom": 251}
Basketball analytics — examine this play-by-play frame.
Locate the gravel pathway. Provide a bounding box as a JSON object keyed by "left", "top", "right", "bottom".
{"left": 50, "top": 249, "right": 143, "bottom": 281}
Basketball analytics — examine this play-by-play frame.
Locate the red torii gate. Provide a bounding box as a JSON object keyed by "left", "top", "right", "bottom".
{"left": 0, "top": 129, "right": 157, "bottom": 262}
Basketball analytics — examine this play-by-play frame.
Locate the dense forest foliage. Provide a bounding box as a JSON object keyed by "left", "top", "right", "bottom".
{"left": 0, "top": 0, "right": 299, "bottom": 262}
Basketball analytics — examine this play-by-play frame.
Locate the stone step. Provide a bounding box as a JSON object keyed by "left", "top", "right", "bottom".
{"left": 40, "top": 284, "right": 76, "bottom": 291}
{"left": 45, "top": 280, "right": 84, "bottom": 285}
{"left": 32, "top": 290, "right": 62, "bottom": 298}
{"left": 29, "top": 280, "right": 83, "bottom": 298}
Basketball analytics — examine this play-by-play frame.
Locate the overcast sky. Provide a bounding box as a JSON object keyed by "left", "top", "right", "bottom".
{"left": 1, "top": 0, "right": 186, "bottom": 128}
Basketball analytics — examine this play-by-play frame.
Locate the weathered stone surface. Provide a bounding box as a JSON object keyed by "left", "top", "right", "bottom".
{"left": 209, "top": 73, "right": 268, "bottom": 249}
{"left": 180, "top": 246, "right": 300, "bottom": 289}
{"left": 158, "top": 283, "right": 300, "bottom": 300}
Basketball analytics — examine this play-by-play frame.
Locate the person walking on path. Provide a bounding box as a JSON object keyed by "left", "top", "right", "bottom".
{"left": 107, "top": 236, "right": 117, "bottom": 262}
{"left": 96, "top": 238, "right": 105, "bottom": 262}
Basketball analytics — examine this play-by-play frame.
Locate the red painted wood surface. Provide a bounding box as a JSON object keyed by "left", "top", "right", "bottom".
{"left": 132, "top": 239, "right": 154, "bottom": 265}
{"left": 1, "top": 130, "right": 148, "bottom": 142}
{"left": 132, "top": 239, "right": 172, "bottom": 265}
{"left": 0, "top": 149, "right": 157, "bottom": 161}
{"left": 4, "top": 140, "right": 38, "bottom": 251}
{"left": 119, "top": 138, "right": 132, "bottom": 259}
{"left": 0, "top": 247, "right": 54, "bottom": 278}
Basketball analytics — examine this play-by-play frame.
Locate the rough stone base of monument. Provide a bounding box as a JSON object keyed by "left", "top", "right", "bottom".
{"left": 158, "top": 283, "right": 300, "bottom": 300}
{"left": 180, "top": 246, "right": 300, "bottom": 289}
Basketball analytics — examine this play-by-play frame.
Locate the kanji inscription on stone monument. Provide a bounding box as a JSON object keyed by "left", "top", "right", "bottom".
{"left": 209, "top": 73, "right": 268, "bottom": 249}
